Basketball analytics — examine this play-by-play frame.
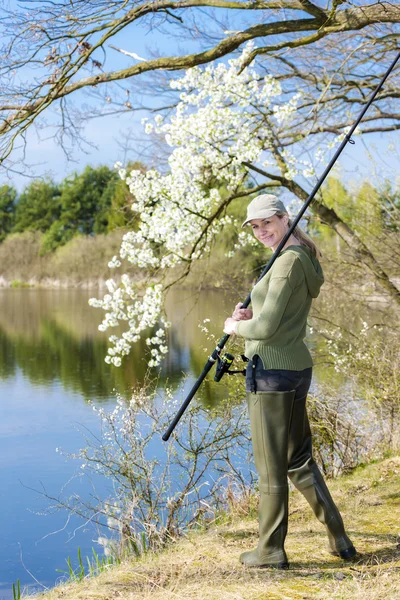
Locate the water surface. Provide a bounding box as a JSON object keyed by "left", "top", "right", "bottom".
{"left": 0, "top": 287, "right": 234, "bottom": 598}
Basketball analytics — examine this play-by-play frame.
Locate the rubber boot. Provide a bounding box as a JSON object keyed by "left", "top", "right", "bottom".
{"left": 240, "top": 390, "right": 295, "bottom": 568}
{"left": 289, "top": 458, "right": 355, "bottom": 555}
{"left": 287, "top": 392, "right": 355, "bottom": 558}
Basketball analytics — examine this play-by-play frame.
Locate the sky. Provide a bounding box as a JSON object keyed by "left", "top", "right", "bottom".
{"left": 1, "top": 1, "right": 399, "bottom": 192}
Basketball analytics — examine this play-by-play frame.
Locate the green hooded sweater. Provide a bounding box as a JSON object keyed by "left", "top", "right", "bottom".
{"left": 235, "top": 245, "right": 324, "bottom": 371}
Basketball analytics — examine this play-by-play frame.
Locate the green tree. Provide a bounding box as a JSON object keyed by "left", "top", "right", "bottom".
{"left": 42, "top": 165, "right": 119, "bottom": 252}
{"left": 378, "top": 182, "right": 400, "bottom": 232}
{"left": 315, "top": 176, "right": 351, "bottom": 253}
{"left": 0, "top": 184, "right": 16, "bottom": 242}
{"left": 353, "top": 181, "right": 384, "bottom": 240}
{"left": 106, "top": 162, "right": 145, "bottom": 232}
{"left": 14, "top": 179, "right": 61, "bottom": 233}
{"left": 40, "top": 220, "right": 75, "bottom": 254}
{"left": 59, "top": 165, "right": 118, "bottom": 236}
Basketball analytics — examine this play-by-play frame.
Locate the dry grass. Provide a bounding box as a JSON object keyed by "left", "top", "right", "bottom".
{"left": 0, "top": 230, "right": 137, "bottom": 286}
{"left": 33, "top": 456, "right": 400, "bottom": 600}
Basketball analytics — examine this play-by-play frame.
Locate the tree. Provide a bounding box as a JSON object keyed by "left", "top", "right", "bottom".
{"left": 379, "top": 182, "right": 400, "bottom": 232}
{"left": 0, "top": 184, "right": 16, "bottom": 242}
{"left": 353, "top": 181, "right": 384, "bottom": 240}
{"left": 13, "top": 179, "right": 61, "bottom": 233}
{"left": 0, "top": 1, "right": 399, "bottom": 170}
{"left": 60, "top": 165, "right": 118, "bottom": 234}
{"left": 39, "top": 166, "right": 118, "bottom": 252}
{"left": 1, "top": 2, "right": 399, "bottom": 365}
{"left": 89, "top": 48, "right": 400, "bottom": 367}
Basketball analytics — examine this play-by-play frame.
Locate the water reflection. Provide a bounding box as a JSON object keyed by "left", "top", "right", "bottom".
{"left": 0, "top": 288, "right": 236, "bottom": 401}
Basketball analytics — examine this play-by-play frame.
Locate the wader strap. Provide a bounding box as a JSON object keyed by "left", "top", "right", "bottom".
{"left": 250, "top": 355, "right": 258, "bottom": 393}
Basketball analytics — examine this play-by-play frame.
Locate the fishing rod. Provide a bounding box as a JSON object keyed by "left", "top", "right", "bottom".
{"left": 162, "top": 48, "right": 400, "bottom": 442}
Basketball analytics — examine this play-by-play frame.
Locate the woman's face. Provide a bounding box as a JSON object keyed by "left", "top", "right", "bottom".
{"left": 250, "top": 214, "right": 289, "bottom": 251}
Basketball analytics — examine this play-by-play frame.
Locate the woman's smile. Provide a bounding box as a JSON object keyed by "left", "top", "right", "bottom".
{"left": 260, "top": 233, "right": 274, "bottom": 243}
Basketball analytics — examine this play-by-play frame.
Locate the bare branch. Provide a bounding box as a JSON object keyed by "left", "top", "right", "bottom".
{"left": 0, "top": 1, "right": 399, "bottom": 168}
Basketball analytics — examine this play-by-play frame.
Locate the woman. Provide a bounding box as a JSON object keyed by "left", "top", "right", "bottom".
{"left": 224, "top": 194, "right": 356, "bottom": 569}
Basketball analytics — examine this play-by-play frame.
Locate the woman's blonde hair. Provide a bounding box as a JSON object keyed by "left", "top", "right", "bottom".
{"left": 275, "top": 210, "right": 322, "bottom": 259}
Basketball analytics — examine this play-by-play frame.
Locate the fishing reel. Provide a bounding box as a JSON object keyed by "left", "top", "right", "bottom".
{"left": 214, "top": 353, "right": 248, "bottom": 382}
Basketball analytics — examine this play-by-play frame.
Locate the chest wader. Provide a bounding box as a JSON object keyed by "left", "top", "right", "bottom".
{"left": 240, "top": 363, "right": 295, "bottom": 568}
{"left": 241, "top": 360, "right": 356, "bottom": 568}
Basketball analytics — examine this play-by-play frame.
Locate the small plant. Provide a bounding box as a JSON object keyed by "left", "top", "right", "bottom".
{"left": 56, "top": 547, "right": 86, "bottom": 583}
{"left": 10, "top": 280, "right": 31, "bottom": 288}
{"left": 87, "top": 548, "right": 119, "bottom": 576}
{"left": 44, "top": 379, "right": 253, "bottom": 560}
{"left": 12, "top": 579, "right": 21, "bottom": 600}
{"left": 56, "top": 547, "right": 120, "bottom": 583}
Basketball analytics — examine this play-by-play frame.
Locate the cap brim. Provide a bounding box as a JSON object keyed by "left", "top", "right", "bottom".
{"left": 241, "top": 209, "right": 278, "bottom": 228}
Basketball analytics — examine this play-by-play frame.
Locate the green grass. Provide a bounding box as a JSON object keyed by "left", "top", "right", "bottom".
{"left": 10, "top": 280, "right": 32, "bottom": 288}
{"left": 12, "top": 579, "right": 21, "bottom": 600}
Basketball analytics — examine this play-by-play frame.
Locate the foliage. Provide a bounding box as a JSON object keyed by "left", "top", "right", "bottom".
{"left": 14, "top": 179, "right": 61, "bottom": 234}
{"left": 40, "top": 220, "right": 75, "bottom": 255}
{"left": 322, "top": 177, "right": 384, "bottom": 240}
{"left": 308, "top": 390, "right": 365, "bottom": 477}
{"left": 56, "top": 547, "right": 119, "bottom": 584}
{"left": 0, "top": 184, "right": 16, "bottom": 242}
{"left": 10, "top": 280, "right": 31, "bottom": 288}
{"left": 105, "top": 161, "right": 143, "bottom": 233}
{"left": 0, "top": 229, "right": 127, "bottom": 283}
{"left": 313, "top": 176, "right": 390, "bottom": 248}
{"left": 12, "top": 579, "right": 21, "bottom": 600}
{"left": 324, "top": 322, "right": 400, "bottom": 451}
{"left": 379, "top": 182, "right": 400, "bottom": 232}
{"left": 55, "top": 165, "right": 118, "bottom": 245}
{"left": 0, "top": 163, "right": 146, "bottom": 252}
{"left": 0, "top": 231, "right": 50, "bottom": 281}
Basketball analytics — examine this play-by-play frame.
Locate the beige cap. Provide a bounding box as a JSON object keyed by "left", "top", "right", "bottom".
{"left": 242, "top": 194, "right": 287, "bottom": 227}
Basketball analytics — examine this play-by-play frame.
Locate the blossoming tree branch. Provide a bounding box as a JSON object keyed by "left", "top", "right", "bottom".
{"left": 89, "top": 44, "right": 400, "bottom": 366}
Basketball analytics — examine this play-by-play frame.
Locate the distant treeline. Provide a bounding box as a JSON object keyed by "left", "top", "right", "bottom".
{"left": 1, "top": 165, "right": 399, "bottom": 260}
{"left": 0, "top": 163, "right": 144, "bottom": 253}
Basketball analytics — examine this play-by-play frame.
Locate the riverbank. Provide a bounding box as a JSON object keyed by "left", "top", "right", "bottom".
{"left": 0, "top": 230, "right": 129, "bottom": 286}
{"left": 32, "top": 456, "right": 400, "bottom": 600}
{"left": 0, "top": 230, "right": 246, "bottom": 291}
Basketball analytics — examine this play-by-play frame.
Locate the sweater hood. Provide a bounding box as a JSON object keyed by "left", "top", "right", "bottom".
{"left": 283, "top": 245, "right": 324, "bottom": 298}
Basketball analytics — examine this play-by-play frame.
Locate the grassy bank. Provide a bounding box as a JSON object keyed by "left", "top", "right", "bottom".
{"left": 0, "top": 230, "right": 251, "bottom": 289}
{"left": 0, "top": 229, "right": 260, "bottom": 290}
{"left": 32, "top": 456, "right": 400, "bottom": 600}
{"left": 0, "top": 230, "right": 132, "bottom": 286}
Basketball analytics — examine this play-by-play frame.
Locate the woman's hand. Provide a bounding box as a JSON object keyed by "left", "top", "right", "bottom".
{"left": 232, "top": 303, "right": 253, "bottom": 321}
{"left": 224, "top": 318, "right": 239, "bottom": 335}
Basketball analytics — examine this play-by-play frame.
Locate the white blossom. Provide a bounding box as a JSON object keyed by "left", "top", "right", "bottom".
{"left": 91, "top": 43, "right": 340, "bottom": 366}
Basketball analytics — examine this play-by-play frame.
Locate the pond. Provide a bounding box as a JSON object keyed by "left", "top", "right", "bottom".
{"left": 0, "top": 286, "right": 239, "bottom": 599}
